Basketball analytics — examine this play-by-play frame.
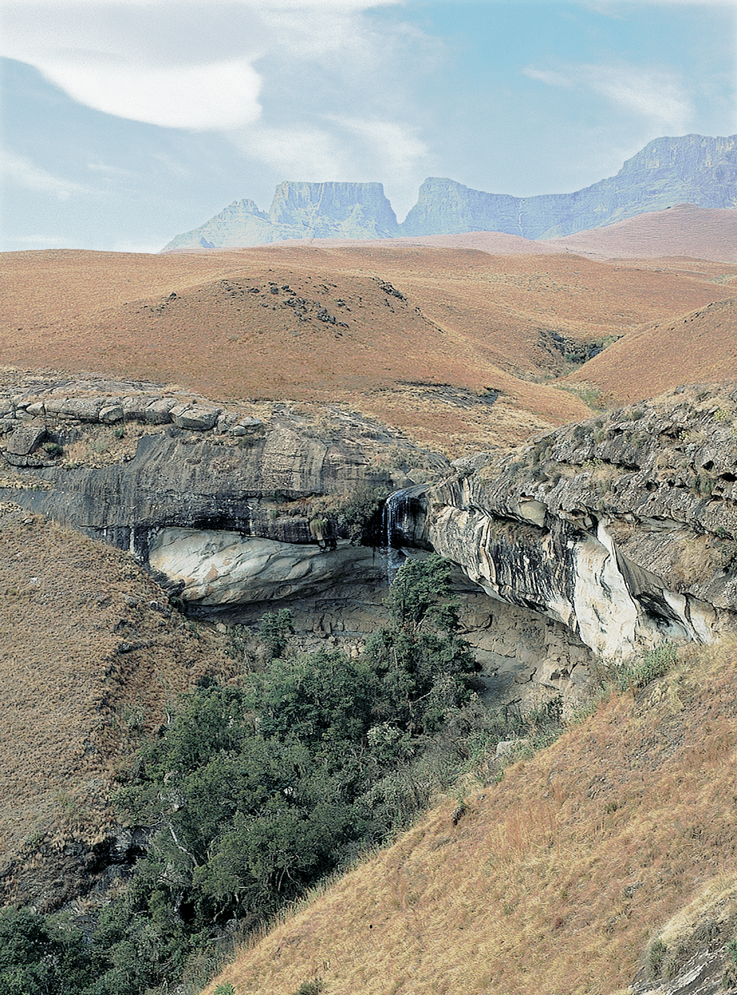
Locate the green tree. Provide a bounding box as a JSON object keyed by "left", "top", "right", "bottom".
{"left": 384, "top": 554, "right": 462, "bottom": 635}
{"left": 257, "top": 608, "right": 294, "bottom": 659}
{"left": 0, "top": 906, "right": 104, "bottom": 995}
{"left": 365, "top": 555, "right": 477, "bottom": 735}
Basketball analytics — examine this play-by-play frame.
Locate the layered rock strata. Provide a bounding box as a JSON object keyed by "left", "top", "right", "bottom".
{"left": 4, "top": 378, "right": 737, "bottom": 701}
{"left": 422, "top": 384, "right": 737, "bottom": 659}
{"left": 0, "top": 378, "right": 446, "bottom": 600}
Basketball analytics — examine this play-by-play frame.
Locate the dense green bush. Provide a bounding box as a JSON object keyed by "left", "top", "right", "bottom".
{"left": 0, "top": 555, "right": 484, "bottom": 995}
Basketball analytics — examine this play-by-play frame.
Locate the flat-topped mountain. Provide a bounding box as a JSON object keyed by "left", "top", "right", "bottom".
{"left": 165, "top": 181, "right": 400, "bottom": 251}
{"left": 164, "top": 133, "right": 737, "bottom": 250}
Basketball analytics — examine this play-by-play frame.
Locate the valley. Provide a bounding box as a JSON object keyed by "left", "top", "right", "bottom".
{"left": 2, "top": 229, "right": 737, "bottom": 995}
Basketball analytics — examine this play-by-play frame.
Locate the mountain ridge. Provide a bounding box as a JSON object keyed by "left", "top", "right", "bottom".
{"left": 163, "top": 133, "right": 737, "bottom": 251}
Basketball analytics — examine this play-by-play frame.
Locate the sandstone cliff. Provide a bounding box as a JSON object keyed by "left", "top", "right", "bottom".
{"left": 164, "top": 181, "right": 400, "bottom": 250}
{"left": 163, "top": 134, "right": 737, "bottom": 249}
{"left": 4, "top": 378, "right": 737, "bottom": 703}
{"left": 0, "top": 377, "right": 445, "bottom": 604}
{"left": 422, "top": 383, "right": 737, "bottom": 659}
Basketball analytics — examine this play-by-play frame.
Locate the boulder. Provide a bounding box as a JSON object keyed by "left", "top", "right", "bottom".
{"left": 61, "top": 397, "right": 105, "bottom": 421}
{"left": 144, "top": 398, "right": 174, "bottom": 424}
{"left": 122, "top": 396, "right": 152, "bottom": 420}
{"left": 6, "top": 425, "right": 46, "bottom": 457}
{"left": 99, "top": 403, "right": 124, "bottom": 424}
{"left": 169, "top": 403, "right": 220, "bottom": 431}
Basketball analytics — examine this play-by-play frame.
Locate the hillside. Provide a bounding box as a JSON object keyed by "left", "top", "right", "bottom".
{"left": 202, "top": 639, "right": 737, "bottom": 995}
{"left": 225, "top": 204, "right": 737, "bottom": 266}
{"left": 2, "top": 245, "right": 734, "bottom": 455}
{"left": 550, "top": 203, "right": 737, "bottom": 262}
{"left": 566, "top": 296, "right": 737, "bottom": 405}
{"left": 0, "top": 501, "right": 234, "bottom": 911}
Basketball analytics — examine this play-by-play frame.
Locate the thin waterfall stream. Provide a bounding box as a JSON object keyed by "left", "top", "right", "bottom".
{"left": 382, "top": 488, "right": 408, "bottom": 585}
{"left": 380, "top": 484, "right": 430, "bottom": 585}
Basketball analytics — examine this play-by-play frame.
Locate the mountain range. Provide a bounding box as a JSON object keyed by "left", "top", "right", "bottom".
{"left": 163, "top": 133, "right": 737, "bottom": 251}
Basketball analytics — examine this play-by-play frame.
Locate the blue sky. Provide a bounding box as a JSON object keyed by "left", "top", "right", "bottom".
{"left": 1, "top": 0, "right": 735, "bottom": 252}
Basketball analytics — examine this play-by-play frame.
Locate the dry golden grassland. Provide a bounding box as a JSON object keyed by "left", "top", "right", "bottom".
{"left": 566, "top": 296, "right": 737, "bottom": 406}
{"left": 0, "top": 502, "right": 235, "bottom": 908}
{"left": 202, "top": 640, "right": 737, "bottom": 995}
{"left": 2, "top": 245, "right": 735, "bottom": 453}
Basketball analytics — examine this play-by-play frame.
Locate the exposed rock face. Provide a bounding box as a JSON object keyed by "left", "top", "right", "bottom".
{"left": 149, "top": 531, "right": 385, "bottom": 605}
{"left": 164, "top": 134, "right": 737, "bottom": 249}
{"left": 5, "top": 376, "right": 737, "bottom": 698}
{"left": 164, "top": 181, "right": 400, "bottom": 250}
{"left": 630, "top": 881, "right": 737, "bottom": 995}
{"left": 402, "top": 136, "right": 737, "bottom": 239}
{"left": 268, "top": 181, "right": 400, "bottom": 238}
{"left": 421, "top": 384, "right": 737, "bottom": 658}
{"left": 0, "top": 379, "right": 446, "bottom": 605}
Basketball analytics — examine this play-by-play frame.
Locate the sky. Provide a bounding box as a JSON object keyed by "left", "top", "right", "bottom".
{"left": 1, "top": 0, "right": 736, "bottom": 253}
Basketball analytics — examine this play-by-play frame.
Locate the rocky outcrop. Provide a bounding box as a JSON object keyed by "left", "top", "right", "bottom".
{"left": 420, "top": 384, "right": 737, "bottom": 659}
{"left": 630, "top": 880, "right": 737, "bottom": 995}
{"left": 5, "top": 376, "right": 737, "bottom": 687}
{"left": 164, "top": 181, "right": 400, "bottom": 250}
{"left": 0, "top": 378, "right": 447, "bottom": 603}
{"left": 149, "top": 530, "right": 385, "bottom": 605}
{"left": 163, "top": 134, "right": 737, "bottom": 249}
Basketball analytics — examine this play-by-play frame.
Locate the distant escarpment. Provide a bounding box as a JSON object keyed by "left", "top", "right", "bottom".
{"left": 164, "top": 181, "right": 400, "bottom": 251}
{"left": 164, "top": 134, "right": 737, "bottom": 249}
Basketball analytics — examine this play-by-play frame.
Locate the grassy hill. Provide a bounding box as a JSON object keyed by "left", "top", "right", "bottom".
{"left": 201, "top": 640, "right": 737, "bottom": 995}
{"left": 2, "top": 245, "right": 735, "bottom": 454}
{"left": 0, "top": 501, "right": 235, "bottom": 911}
{"left": 3, "top": 237, "right": 737, "bottom": 993}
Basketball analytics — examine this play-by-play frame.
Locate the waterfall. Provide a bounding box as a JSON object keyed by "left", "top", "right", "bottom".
{"left": 382, "top": 488, "right": 408, "bottom": 585}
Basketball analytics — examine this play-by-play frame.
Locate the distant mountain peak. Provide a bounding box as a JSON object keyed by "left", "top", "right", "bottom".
{"left": 162, "top": 133, "right": 737, "bottom": 252}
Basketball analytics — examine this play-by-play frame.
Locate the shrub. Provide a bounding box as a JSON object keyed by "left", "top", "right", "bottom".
{"left": 616, "top": 644, "right": 677, "bottom": 692}
{"left": 257, "top": 608, "right": 294, "bottom": 659}
{"left": 648, "top": 938, "right": 667, "bottom": 978}
{"left": 294, "top": 980, "right": 324, "bottom": 995}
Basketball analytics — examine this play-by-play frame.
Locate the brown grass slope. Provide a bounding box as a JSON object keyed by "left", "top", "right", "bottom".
{"left": 0, "top": 502, "right": 234, "bottom": 911}
{"left": 566, "top": 296, "right": 737, "bottom": 406}
{"left": 202, "top": 642, "right": 737, "bottom": 995}
{"left": 1, "top": 246, "right": 734, "bottom": 452}
{"left": 549, "top": 204, "right": 737, "bottom": 262}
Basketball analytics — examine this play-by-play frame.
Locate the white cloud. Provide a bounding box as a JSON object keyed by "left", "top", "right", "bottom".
{"left": 233, "top": 117, "right": 428, "bottom": 212}
{"left": 241, "top": 124, "right": 346, "bottom": 179}
{"left": 0, "top": 0, "right": 433, "bottom": 210}
{"left": 2, "top": 151, "right": 92, "bottom": 200}
{"left": 0, "top": 1, "right": 402, "bottom": 129}
{"left": 38, "top": 57, "right": 262, "bottom": 129}
{"left": 525, "top": 63, "right": 693, "bottom": 133}
{"left": 335, "top": 118, "right": 428, "bottom": 178}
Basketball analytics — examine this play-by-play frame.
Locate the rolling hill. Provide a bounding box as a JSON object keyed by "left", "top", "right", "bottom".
{"left": 550, "top": 203, "right": 737, "bottom": 262}
{"left": 2, "top": 243, "right": 735, "bottom": 455}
